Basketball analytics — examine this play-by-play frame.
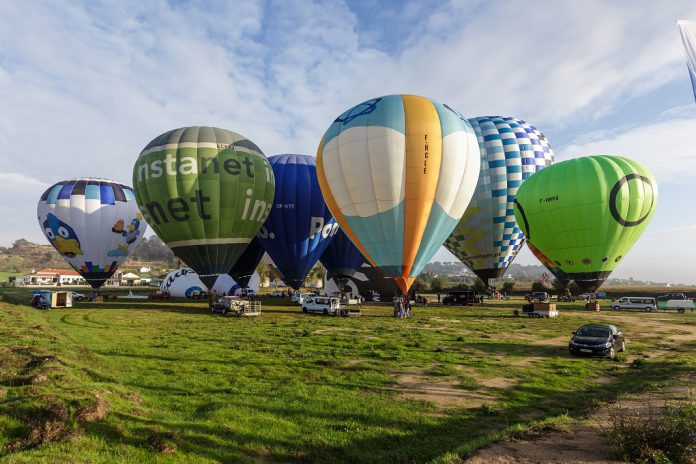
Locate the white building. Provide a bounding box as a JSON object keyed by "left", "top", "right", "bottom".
{"left": 23, "top": 269, "right": 86, "bottom": 286}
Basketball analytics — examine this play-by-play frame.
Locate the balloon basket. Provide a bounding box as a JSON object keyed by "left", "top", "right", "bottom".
{"left": 585, "top": 302, "right": 600, "bottom": 311}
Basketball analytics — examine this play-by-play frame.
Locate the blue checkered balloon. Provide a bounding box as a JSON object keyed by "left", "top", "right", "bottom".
{"left": 444, "top": 116, "right": 554, "bottom": 283}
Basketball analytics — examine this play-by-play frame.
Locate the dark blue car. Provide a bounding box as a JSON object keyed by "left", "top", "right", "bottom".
{"left": 569, "top": 323, "right": 625, "bottom": 359}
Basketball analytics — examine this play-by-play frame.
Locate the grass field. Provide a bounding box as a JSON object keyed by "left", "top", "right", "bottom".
{"left": 1, "top": 288, "right": 695, "bottom": 463}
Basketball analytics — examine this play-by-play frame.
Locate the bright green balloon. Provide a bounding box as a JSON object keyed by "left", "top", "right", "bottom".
{"left": 132, "top": 126, "right": 275, "bottom": 288}
{"left": 513, "top": 155, "right": 657, "bottom": 292}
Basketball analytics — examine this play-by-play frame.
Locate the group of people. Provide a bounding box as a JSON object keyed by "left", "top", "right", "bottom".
{"left": 393, "top": 295, "right": 413, "bottom": 318}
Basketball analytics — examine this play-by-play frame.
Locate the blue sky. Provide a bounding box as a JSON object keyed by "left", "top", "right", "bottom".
{"left": 1, "top": 0, "right": 695, "bottom": 283}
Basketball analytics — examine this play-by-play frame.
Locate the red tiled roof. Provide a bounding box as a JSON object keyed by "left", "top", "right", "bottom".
{"left": 32, "top": 269, "right": 81, "bottom": 277}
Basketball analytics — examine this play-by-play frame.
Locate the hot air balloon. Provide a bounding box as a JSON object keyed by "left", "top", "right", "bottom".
{"left": 317, "top": 94, "right": 480, "bottom": 294}
{"left": 227, "top": 237, "right": 264, "bottom": 289}
{"left": 257, "top": 154, "right": 337, "bottom": 290}
{"left": 37, "top": 178, "right": 147, "bottom": 289}
{"left": 320, "top": 229, "right": 365, "bottom": 284}
{"left": 132, "top": 126, "right": 275, "bottom": 289}
{"left": 513, "top": 155, "right": 657, "bottom": 292}
{"left": 444, "top": 116, "right": 554, "bottom": 285}
{"left": 161, "top": 268, "right": 260, "bottom": 297}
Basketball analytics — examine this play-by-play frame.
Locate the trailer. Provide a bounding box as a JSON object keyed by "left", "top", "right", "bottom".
{"left": 521, "top": 302, "right": 558, "bottom": 318}
{"left": 666, "top": 299, "right": 694, "bottom": 314}
{"left": 30, "top": 290, "right": 72, "bottom": 310}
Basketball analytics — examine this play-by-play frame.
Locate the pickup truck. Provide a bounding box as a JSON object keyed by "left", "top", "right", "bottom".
{"left": 211, "top": 296, "right": 261, "bottom": 316}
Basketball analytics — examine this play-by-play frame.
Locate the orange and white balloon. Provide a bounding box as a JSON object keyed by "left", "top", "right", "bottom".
{"left": 316, "top": 95, "right": 480, "bottom": 293}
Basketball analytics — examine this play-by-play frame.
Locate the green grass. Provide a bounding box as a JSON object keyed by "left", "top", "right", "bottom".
{"left": 1, "top": 289, "right": 694, "bottom": 463}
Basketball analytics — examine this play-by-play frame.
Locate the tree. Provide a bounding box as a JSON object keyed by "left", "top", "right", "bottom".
{"left": 531, "top": 281, "right": 549, "bottom": 292}
{"left": 256, "top": 262, "right": 269, "bottom": 283}
{"left": 130, "top": 236, "right": 175, "bottom": 264}
{"left": 472, "top": 279, "right": 487, "bottom": 294}
{"left": 430, "top": 276, "right": 446, "bottom": 292}
{"left": 306, "top": 262, "right": 326, "bottom": 283}
{"left": 501, "top": 281, "right": 515, "bottom": 293}
{"left": 412, "top": 278, "right": 428, "bottom": 293}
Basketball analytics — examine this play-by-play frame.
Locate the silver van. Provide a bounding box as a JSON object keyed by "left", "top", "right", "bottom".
{"left": 611, "top": 297, "right": 657, "bottom": 311}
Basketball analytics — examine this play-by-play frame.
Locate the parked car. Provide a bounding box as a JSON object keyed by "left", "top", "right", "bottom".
{"left": 442, "top": 291, "right": 476, "bottom": 306}
{"left": 69, "top": 291, "right": 86, "bottom": 301}
{"left": 578, "top": 291, "right": 607, "bottom": 300}
{"left": 524, "top": 291, "right": 549, "bottom": 302}
{"left": 189, "top": 290, "right": 209, "bottom": 299}
{"left": 148, "top": 291, "right": 170, "bottom": 300}
{"left": 569, "top": 323, "right": 625, "bottom": 359}
{"left": 268, "top": 290, "right": 285, "bottom": 297}
{"left": 301, "top": 296, "right": 340, "bottom": 315}
{"left": 656, "top": 292, "right": 688, "bottom": 301}
{"left": 292, "top": 292, "right": 316, "bottom": 304}
{"left": 239, "top": 289, "right": 256, "bottom": 298}
{"left": 610, "top": 296, "right": 657, "bottom": 311}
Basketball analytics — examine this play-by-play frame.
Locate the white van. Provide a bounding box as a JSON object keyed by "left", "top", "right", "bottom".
{"left": 611, "top": 297, "right": 657, "bottom": 311}
{"left": 301, "top": 297, "right": 340, "bottom": 315}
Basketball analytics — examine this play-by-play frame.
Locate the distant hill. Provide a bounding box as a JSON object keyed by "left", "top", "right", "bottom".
{"left": 422, "top": 261, "right": 547, "bottom": 280}
{"left": 421, "top": 260, "right": 692, "bottom": 287}
{"left": 0, "top": 236, "right": 175, "bottom": 276}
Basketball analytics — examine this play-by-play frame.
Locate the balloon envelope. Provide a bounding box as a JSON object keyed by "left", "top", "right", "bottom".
{"left": 445, "top": 116, "right": 555, "bottom": 284}
{"left": 228, "top": 237, "right": 264, "bottom": 288}
{"left": 132, "top": 126, "right": 275, "bottom": 289}
{"left": 37, "top": 178, "right": 147, "bottom": 289}
{"left": 317, "top": 94, "right": 480, "bottom": 293}
{"left": 513, "top": 155, "right": 657, "bottom": 292}
{"left": 527, "top": 241, "right": 572, "bottom": 283}
{"left": 257, "top": 154, "right": 337, "bottom": 290}
{"left": 160, "top": 268, "right": 260, "bottom": 297}
{"left": 320, "top": 229, "right": 365, "bottom": 280}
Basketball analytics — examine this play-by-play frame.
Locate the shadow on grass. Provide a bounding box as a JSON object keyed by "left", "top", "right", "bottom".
{"left": 50, "top": 358, "right": 693, "bottom": 464}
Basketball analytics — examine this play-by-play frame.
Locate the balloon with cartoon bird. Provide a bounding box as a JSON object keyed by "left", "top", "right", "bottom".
{"left": 37, "top": 178, "right": 147, "bottom": 289}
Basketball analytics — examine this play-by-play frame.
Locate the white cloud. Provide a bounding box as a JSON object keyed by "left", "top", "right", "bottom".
{"left": 650, "top": 224, "right": 696, "bottom": 237}
{"left": 559, "top": 116, "right": 696, "bottom": 184}
{"left": 2, "top": 0, "right": 696, "bottom": 275}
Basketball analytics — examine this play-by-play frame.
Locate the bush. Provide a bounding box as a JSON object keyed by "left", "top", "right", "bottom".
{"left": 430, "top": 276, "right": 446, "bottom": 292}
{"left": 530, "top": 281, "right": 549, "bottom": 293}
{"left": 611, "top": 398, "right": 696, "bottom": 464}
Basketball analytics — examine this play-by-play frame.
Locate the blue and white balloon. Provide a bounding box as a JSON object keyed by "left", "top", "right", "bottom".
{"left": 37, "top": 178, "right": 147, "bottom": 289}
